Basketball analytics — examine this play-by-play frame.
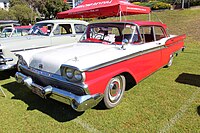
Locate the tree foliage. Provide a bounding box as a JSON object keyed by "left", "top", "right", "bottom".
{"left": 0, "top": 9, "right": 16, "bottom": 20}
{"left": 2, "top": 0, "right": 70, "bottom": 24}
{"left": 9, "top": 0, "right": 28, "bottom": 7}
{"left": 33, "top": 0, "right": 70, "bottom": 19}
{"left": 9, "top": 4, "right": 34, "bottom": 25}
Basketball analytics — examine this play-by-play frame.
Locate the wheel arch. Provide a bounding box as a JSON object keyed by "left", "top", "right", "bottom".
{"left": 119, "top": 72, "right": 137, "bottom": 91}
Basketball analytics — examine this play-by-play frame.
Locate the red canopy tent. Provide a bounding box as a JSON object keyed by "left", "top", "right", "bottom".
{"left": 57, "top": 0, "right": 151, "bottom": 19}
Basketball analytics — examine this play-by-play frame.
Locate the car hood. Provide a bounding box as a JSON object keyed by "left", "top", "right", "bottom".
{"left": 24, "top": 43, "right": 140, "bottom": 75}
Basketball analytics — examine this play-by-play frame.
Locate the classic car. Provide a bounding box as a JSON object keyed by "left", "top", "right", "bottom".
{"left": 15, "top": 21, "right": 186, "bottom": 111}
{"left": 0, "top": 25, "right": 31, "bottom": 38}
{"left": 0, "top": 19, "right": 88, "bottom": 71}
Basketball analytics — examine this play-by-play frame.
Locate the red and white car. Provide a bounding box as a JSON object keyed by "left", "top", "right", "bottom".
{"left": 15, "top": 20, "right": 186, "bottom": 111}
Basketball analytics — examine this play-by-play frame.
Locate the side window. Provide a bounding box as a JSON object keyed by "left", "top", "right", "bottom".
{"left": 74, "top": 24, "right": 87, "bottom": 34}
{"left": 121, "top": 26, "right": 139, "bottom": 43}
{"left": 53, "top": 24, "right": 72, "bottom": 35}
{"left": 154, "top": 26, "right": 165, "bottom": 40}
{"left": 122, "top": 27, "right": 133, "bottom": 42}
{"left": 140, "top": 26, "right": 154, "bottom": 43}
{"left": 12, "top": 29, "right": 18, "bottom": 37}
{"left": 110, "top": 27, "right": 120, "bottom": 36}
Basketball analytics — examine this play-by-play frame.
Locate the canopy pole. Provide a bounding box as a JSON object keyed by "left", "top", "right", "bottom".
{"left": 148, "top": 13, "right": 151, "bottom": 21}
{"left": 72, "top": 0, "right": 75, "bottom": 8}
{"left": 120, "top": 11, "right": 122, "bottom": 22}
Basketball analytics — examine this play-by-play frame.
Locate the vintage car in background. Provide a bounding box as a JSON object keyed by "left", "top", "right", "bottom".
{"left": 0, "top": 19, "right": 88, "bottom": 71}
{"left": 15, "top": 21, "right": 186, "bottom": 111}
{"left": 0, "top": 25, "right": 31, "bottom": 38}
{"left": 0, "top": 20, "right": 19, "bottom": 33}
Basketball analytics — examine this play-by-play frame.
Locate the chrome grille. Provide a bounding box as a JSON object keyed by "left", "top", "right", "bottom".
{"left": 20, "top": 65, "right": 86, "bottom": 96}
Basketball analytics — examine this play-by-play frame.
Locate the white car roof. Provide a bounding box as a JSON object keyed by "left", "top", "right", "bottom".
{"left": 36, "top": 19, "right": 89, "bottom": 25}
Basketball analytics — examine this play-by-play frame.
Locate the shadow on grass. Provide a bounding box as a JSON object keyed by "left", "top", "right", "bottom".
{"left": 0, "top": 69, "right": 17, "bottom": 80}
{"left": 197, "top": 106, "right": 200, "bottom": 116}
{"left": 2, "top": 81, "right": 84, "bottom": 122}
{"left": 175, "top": 73, "right": 200, "bottom": 87}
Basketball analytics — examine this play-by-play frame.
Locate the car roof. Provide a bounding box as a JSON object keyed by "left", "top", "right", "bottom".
{"left": 129, "top": 20, "right": 167, "bottom": 29}
{"left": 90, "top": 20, "right": 167, "bottom": 29}
{"left": 36, "top": 19, "right": 89, "bottom": 25}
{"left": 14, "top": 25, "right": 32, "bottom": 29}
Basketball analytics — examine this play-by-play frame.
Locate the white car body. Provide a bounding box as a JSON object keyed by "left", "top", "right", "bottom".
{"left": 0, "top": 19, "right": 88, "bottom": 71}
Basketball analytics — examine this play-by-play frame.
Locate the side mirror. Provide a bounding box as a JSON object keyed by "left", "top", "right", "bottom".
{"left": 121, "top": 38, "right": 129, "bottom": 50}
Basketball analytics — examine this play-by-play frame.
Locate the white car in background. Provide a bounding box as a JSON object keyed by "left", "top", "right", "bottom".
{"left": 0, "top": 19, "right": 88, "bottom": 71}
{"left": 0, "top": 25, "right": 31, "bottom": 38}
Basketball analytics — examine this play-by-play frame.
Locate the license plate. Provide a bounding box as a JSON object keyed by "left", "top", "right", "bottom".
{"left": 32, "top": 87, "right": 45, "bottom": 98}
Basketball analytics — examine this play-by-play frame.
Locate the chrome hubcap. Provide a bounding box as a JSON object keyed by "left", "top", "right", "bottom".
{"left": 108, "top": 78, "right": 122, "bottom": 103}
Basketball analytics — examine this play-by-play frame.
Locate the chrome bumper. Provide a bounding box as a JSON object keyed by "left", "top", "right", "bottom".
{"left": 15, "top": 72, "right": 103, "bottom": 112}
{"left": 0, "top": 64, "right": 15, "bottom": 71}
{"left": 0, "top": 57, "right": 13, "bottom": 63}
{"left": 0, "top": 57, "right": 14, "bottom": 71}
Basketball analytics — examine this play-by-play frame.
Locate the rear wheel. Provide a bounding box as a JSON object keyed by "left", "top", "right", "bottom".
{"left": 103, "top": 75, "right": 126, "bottom": 109}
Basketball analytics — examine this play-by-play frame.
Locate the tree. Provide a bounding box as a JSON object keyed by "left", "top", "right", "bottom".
{"left": 9, "top": 0, "right": 29, "bottom": 7}
{"left": 9, "top": 4, "right": 35, "bottom": 25}
{"left": 34, "top": 0, "right": 70, "bottom": 19}
{"left": 0, "top": 9, "right": 16, "bottom": 20}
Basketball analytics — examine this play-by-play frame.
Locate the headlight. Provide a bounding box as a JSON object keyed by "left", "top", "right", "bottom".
{"left": 74, "top": 70, "right": 82, "bottom": 81}
{"left": 66, "top": 68, "right": 74, "bottom": 79}
{"left": 61, "top": 65, "right": 85, "bottom": 82}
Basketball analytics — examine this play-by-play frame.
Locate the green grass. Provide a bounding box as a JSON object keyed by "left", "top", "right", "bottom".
{"left": 0, "top": 9, "right": 200, "bottom": 132}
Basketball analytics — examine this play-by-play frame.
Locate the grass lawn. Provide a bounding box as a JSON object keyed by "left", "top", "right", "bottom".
{"left": 0, "top": 9, "right": 200, "bottom": 133}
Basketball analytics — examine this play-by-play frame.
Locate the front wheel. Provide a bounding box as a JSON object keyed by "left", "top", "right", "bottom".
{"left": 103, "top": 75, "right": 126, "bottom": 109}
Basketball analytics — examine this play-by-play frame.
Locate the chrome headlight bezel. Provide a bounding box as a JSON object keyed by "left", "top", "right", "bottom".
{"left": 61, "top": 65, "right": 85, "bottom": 83}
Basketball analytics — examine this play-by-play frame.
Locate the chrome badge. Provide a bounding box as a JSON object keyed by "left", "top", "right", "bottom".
{"left": 39, "top": 64, "right": 43, "bottom": 69}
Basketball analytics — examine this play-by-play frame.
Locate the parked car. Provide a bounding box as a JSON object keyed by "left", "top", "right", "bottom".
{"left": 0, "top": 25, "right": 31, "bottom": 38}
{"left": 0, "top": 19, "right": 88, "bottom": 71}
{"left": 15, "top": 21, "right": 186, "bottom": 111}
{"left": 0, "top": 21, "right": 19, "bottom": 33}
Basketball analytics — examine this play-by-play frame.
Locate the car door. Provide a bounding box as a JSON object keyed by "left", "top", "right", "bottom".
{"left": 134, "top": 26, "right": 163, "bottom": 79}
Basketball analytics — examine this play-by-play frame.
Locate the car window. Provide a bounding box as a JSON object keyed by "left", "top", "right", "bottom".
{"left": 53, "top": 24, "right": 72, "bottom": 35}
{"left": 140, "top": 26, "right": 155, "bottom": 43}
{"left": 74, "top": 24, "right": 87, "bottom": 34}
{"left": 154, "top": 26, "right": 166, "bottom": 40}
{"left": 80, "top": 23, "right": 139, "bottom": 44}
{"left": 0, "top": 28, "right": 12, "bottom": 38}
{"left": 29, "top": 23, "right": 54, "bottom": 36}
{"left": 122, "top": 25, "right": 140, "bottom": 43}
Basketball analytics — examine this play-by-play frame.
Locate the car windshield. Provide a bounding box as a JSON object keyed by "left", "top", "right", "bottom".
{"left": 0, "top": 28, "right": 13, "bottom": 38}
{"left": 28, "top": 23, "right": 54, "bottom": 36}
{"left": 79, "top": 23, "right": 140, "bottom": 45}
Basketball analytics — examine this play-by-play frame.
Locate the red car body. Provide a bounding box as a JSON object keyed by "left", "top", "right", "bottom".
{"left": 15, "top": 20, "right": 186, "bottom": 111}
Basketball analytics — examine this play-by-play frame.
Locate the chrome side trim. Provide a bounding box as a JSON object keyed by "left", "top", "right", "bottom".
{"left": 85, "top": 45, "right": 165, "bottom": 72}
{"left": 15, "top": 72, "right": 103, "bottom": 112}
{"left": 0, "top": 57, "right": 13, "bottom": 63}
{"left": 19, "top": 65, "right": 90, "bottom": 95}
{"left": 11, "top": 46, "right": 50, "bottom": 53}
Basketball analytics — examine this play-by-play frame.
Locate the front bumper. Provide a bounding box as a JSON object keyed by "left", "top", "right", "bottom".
{"left": 0, "top": 64, "right": 15, "bottom": 71}
{"left": 15, "top": 72, "right": 103, "bottom": 112}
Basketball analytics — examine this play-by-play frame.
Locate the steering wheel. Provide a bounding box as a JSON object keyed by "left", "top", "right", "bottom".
{"left": 94, "top": 33, "right": 104, "bottom": 39}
